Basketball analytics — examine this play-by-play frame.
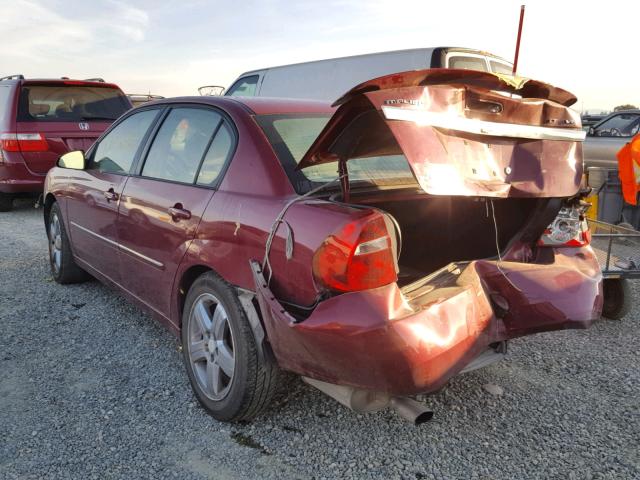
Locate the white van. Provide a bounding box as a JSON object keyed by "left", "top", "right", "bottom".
{"left": 224, "top": 47, "right": 513, "bottom": 101}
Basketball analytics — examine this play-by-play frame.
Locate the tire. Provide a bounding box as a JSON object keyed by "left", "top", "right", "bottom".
{"left": 181, "top": 272, "right": 280, "bottom": 422}
{"left": 47, "top": 202, "right": 89, "bottom": 284}
{"left": 0, "top": 194, "right": 13, "bottom": 212}
{"left": 602, "top": 278, "right": 631, "bottom": 320}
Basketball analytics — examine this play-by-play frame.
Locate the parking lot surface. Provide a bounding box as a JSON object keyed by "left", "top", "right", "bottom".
{"left": 1, "top": 198, "right": 639, "bottom": 480}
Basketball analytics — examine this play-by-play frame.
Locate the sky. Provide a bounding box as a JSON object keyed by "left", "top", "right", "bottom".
{"left": 0, "top": 0, "right": 638, "bottom": 112}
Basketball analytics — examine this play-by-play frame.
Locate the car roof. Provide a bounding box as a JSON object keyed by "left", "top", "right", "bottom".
{"left": 0, "top": 77, "right": 122, "bottom": 89}
{"left": 236, "top": 46, "right": 513, "bottom": 77}
{"left": 155, "top": 96, "right": 336, "bottom": 115}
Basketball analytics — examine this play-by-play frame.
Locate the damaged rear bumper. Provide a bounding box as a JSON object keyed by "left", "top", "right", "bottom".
{"left": 251, "top": 248, "right": 602, "bottom": 396}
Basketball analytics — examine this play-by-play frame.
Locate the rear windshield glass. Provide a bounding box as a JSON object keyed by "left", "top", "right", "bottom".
{"left": 256, "top": 113, "right": 416, "bottom": 193}
{"left": 17, "top": 85, "right": 130, "bottom": 122}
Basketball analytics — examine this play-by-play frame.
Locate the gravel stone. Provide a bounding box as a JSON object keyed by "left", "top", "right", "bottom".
{"left": 482, "top": 383, "right": 504, "bottom": 396}
{"left": 1, "top": 198, "right": 639, "bottom": 479}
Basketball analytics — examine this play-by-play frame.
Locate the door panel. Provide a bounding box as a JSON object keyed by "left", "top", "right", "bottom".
{"left": 583, "top": 137, "right": 627, "bottom": 168}
{"left": 116, "top": 178, "right": 214, "bottom": 316}
{"left": 66, "top": 171, "right": 128, "bottom": 283}
{"left": 115, "top": 106, "right": 229, "bottom": 317}
{"left": 64, "top": 108, "right": 161, "bottom": 283}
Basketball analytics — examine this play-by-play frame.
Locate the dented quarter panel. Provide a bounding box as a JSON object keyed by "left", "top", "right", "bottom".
{"left": 251, "top": 244, "right": 602, "bottom": 395}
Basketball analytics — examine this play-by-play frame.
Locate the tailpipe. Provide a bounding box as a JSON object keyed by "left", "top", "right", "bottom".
{"left": 302, "top": 377, "right": 434, "bottom": 425}
{"left": 390, "top": 397, "right": 434, "bottom": 425}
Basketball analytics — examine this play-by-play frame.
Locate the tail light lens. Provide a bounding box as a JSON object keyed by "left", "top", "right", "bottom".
{"left": 312, "top": 211, "right": 398, "bottom": 292}
{"left": 538, "top": 203, "right": 591, "bottom": 247}
{"left": 0, "top": 133, "right": 49, "bottom": 152}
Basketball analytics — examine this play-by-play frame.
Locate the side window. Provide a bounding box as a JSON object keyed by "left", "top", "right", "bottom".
{"left": 448, "top": 56, "right": 488, "bottom": 72}
{"left": 196, "top": 122, "right": 234, "bottom": 186}
{"left": 226, "top": 75, "right": 259, "bottom": 97}
{"left": 489, "top": 60, "right": 513, "bottom": 75}
{"left": 594, "top": 114, "right": 640, "bottom": 138}
{"left": 90, "top": 109, "right": 158, "bottom": 174}
{"left": 141, "top": 108, "right": 222, "bottom": 184}
{"left": 0, "top": 85, "right": 11, "bottom": 123}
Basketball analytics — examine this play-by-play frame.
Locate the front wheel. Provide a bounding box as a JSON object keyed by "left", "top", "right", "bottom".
{"left": 181, "top": 272, "right": 280, "bottom": 422}
{"left": 48, "top": 202, "right": 89, "bottom": 284}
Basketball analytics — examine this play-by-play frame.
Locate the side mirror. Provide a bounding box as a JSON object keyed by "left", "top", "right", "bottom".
{"left": 588, "top": 127, "right": 595, "bottom": 137}
{"left": 57, "top": 150, "right": 86, "bottom": 170}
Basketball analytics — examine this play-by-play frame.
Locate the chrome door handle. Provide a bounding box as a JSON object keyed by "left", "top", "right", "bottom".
{"left": 168, "top": 205, "right": 191, "bottom": 221}
{"left": 104, "top": 188, "right": 118, "bottom": 202}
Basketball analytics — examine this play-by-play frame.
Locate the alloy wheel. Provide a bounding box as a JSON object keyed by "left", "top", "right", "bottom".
{"left": 49, "top": 213, "right": 62, "bottom": 274}
{"left": 188, "top": 293, "right": 236, "bottom": 400}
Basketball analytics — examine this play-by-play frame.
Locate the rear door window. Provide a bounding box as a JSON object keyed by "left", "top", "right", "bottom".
{"left": 17, "top": 85, "right": 131, "bottom": 122}
{"left": 90, "top": 109, "right": 159, "bottom": 174}
{"left": 226, "top": 75, "right": 259, "bottom": 97}
{"left": 0, "top": 85, "right": 11, "bottom": 123}
{"left": 141, "top": 107, "right": 222, "bottom": 184}
{"left": 196, "top": 122, "right": 234, "bottom": 186}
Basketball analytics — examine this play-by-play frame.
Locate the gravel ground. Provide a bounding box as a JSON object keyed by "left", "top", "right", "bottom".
{"left": 1, "top": 198, "right": 639, "bottom": 480}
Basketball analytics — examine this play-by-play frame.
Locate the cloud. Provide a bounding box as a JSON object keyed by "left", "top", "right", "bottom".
{"left": 103, "top": 0, "right": 149, "bottom": 43}
{"left": 0, "top": 0, "right": 149, "bottom": 67}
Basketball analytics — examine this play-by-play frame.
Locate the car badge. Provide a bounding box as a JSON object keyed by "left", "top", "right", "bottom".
{"left": 78, "top": 122, "right": 90, "bottom": 131}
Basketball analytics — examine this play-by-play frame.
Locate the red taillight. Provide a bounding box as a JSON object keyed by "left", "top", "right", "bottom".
{"left": 538, "top": 204, "right": 591, "bottom": 247}
{"left": 0, "top": 133, "right": 49, "bottom": 152}
{"left": 312, "top": 212, "right": 398, "bottom": 292}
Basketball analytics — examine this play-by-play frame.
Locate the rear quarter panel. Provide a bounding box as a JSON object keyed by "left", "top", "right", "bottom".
{"left": 171, "top": 105, "right": 363, "bottom": 324}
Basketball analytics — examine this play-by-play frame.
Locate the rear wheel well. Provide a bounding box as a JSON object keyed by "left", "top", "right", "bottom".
{"left": 178, "top": 265, "right": 212, "bottom": 325}
{"left": 43, "top": 193, "right": 57, "bottom": 230}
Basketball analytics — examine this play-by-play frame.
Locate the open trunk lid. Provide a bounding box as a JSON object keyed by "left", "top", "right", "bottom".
{"left": 298, "top": 68, "right": 586, "bottom": 198}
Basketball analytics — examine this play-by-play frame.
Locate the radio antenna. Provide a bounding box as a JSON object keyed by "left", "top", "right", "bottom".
{"left": 512, "top": 5, "right": 525, "bottom": 75}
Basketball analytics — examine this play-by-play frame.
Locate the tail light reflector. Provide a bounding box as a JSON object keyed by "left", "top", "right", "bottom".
{"left": 538, "top": 203, "right": 591, "bottom": 247}
{"left": 312, "top": 211, "right": 398, "bottom": 292}
{"left": 0, "top": 133, "right": 49, "bottom": 152}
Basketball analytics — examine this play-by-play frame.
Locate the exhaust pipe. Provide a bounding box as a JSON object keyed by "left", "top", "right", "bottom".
{"left": 303, "top": 377, "right": 434, "bottom": 425}
{"left": 390, "top": 397, "right": 434, "bottom": 425}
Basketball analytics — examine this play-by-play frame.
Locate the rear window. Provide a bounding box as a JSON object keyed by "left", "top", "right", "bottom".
{"left": 256, "top": 113, "right": 416, "bottom": 193}
{"left": 17, "top": 85, "right": 131, "bottom": 122}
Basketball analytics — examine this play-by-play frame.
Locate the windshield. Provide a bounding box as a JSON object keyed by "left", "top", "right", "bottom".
{"left": 17, "top": 85, "right": 131, "bottom": 122}
{"left": 256, "top": 113, "right": 416, "bottom": 193}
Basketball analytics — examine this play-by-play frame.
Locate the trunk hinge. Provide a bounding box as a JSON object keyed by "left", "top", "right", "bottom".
{"left": 338, "top": 157, "right": 350, "bottom": 203}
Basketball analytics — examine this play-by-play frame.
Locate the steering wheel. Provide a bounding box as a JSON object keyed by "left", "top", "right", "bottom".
{"left": 609, "top": 128, "right": 622, "bottom": 137}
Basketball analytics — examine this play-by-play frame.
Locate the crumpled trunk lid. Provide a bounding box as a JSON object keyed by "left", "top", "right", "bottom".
{"left": 298, "top": 68, "right": 586, "bottom": 198}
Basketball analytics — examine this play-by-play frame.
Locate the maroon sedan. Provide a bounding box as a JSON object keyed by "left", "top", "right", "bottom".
{"left": 44, "top": 69, "right": 602, "bottom": 424}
